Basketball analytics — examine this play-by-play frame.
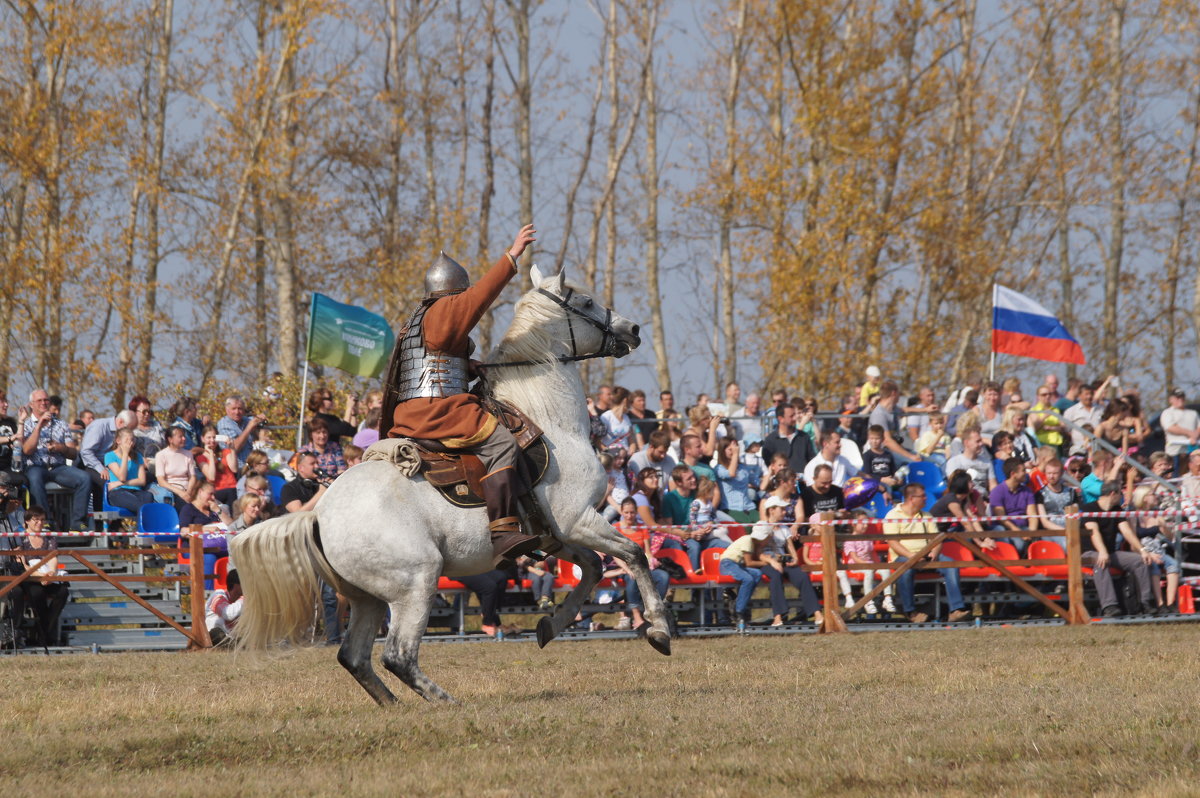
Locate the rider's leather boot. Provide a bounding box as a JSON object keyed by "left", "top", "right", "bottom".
{"left": 481, "top": 467, "right": 541, "bottom": 563}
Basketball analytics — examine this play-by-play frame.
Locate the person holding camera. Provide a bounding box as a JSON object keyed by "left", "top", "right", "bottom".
{"left": 281, "top": 452, "right": 330, "bottom": 514}
{"left": 216, "top": 395, "right": 267, "bottom": 468}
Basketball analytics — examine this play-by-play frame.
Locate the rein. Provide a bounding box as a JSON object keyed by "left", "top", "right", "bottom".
{"left": 475, "top": 287, "right": 622, "bottom": 371}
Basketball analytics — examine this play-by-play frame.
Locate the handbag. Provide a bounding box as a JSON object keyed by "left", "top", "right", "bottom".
{"left": 657, "top": 557, "right": 687, "bottom": 581}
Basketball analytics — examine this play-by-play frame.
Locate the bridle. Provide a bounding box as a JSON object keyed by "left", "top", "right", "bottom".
{"left": 476, "top": 287, "right": 627, "bottom": 370}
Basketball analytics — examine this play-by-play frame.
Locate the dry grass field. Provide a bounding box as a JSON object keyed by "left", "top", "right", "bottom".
{"left": 2, "top": 624, "right": 1198, "bottom": 797}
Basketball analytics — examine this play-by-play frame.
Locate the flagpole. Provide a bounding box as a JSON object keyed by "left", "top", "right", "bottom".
{"left": 989, "top": 283, "right": 997, "bottom": 381}
{"left": 297, "top": 293, "right": 316, "bottom": 450}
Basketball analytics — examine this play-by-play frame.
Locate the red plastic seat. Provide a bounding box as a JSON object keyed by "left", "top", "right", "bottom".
{"left": 940, "top": 540, "right": 989, "bottom": 579}
{"left": 654, "top": 547, "right": 706, "bottom": 585}
{"left": 726, "top": 524, "right": 746, "bottom": 541}
{"left": 700, "top": 547, "right": 735, "bottom": 583}
{"left": 555, "top": 558, "right": 580, "bottom": 589}
{"left": 437, "top": 576, "right": 467, "bottom": 590}
{"left": 213, "top": 557, "right": 229, "bottom": 591}
{"left": 1028, "top": 540, "right": 1069, "bottom": 578}
{"left": 979, "top": 540, "right": 1037, "bottom": 578}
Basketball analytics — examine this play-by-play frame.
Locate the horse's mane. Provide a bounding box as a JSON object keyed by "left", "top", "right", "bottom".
{"left": 491, "top": 285, "right": 572, "bottom": 364}
{"left": 484, "top": 283, "right": 591, "bottom": 436}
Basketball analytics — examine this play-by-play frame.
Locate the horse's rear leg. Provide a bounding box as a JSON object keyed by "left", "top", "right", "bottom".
{"left": 381, "top": 582, "right": 456, "bottom": 704}
{"left": 337, "top": 593, "right": 395, "bottom": 706}
{"left": 536, "top": 543, "right": 601, "bottom": 648}
{"left": 562, "top": 509, "right": 672, "bottom": 656}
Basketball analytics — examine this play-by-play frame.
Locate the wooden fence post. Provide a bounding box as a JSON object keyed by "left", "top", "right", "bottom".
{"left": 819, "top": 513, "right": 847, "bottom": 634}
{"left": 1064, "top": 505, "right": 1088, "bottom": 624}
{"left": 187, "top": 527, "right": 212, "bottom": 649}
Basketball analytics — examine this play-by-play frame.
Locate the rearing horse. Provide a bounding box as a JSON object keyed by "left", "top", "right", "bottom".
{"left": 231, "top": 264, "right": 671, "bottom": 704}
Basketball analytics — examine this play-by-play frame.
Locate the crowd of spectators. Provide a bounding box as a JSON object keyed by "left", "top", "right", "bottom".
{"left": 571, "top": 370, "right": 1196, "bottom": 628}
{"left": 0, "top": 384, "right": 382, "bottom": 648}
{"left": 0, "top": 366, "right": 1195, "bottom": 645}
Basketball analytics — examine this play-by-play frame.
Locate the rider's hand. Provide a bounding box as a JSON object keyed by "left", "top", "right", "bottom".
{"left": 508, "top": 223, "right": 536, "bottom": 261}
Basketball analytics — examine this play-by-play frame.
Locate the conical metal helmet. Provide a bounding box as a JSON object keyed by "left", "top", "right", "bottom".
{"left": 424, "top": 251, "right": 470, "bottom": 298}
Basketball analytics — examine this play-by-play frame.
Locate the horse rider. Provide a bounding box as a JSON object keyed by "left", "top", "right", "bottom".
{"left": 383, "top": 223, "right": 543, "bottom": 564}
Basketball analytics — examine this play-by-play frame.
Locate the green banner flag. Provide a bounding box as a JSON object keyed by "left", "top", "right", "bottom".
{"left": 306, "top": 293, "right": 395, "bottom": 378}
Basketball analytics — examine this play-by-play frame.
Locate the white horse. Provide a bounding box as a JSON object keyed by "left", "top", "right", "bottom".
{"left": 231, "top": 264, "right": 671, "bottom": 704}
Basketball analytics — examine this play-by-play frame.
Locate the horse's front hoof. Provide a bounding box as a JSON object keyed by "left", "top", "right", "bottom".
{"left": 646, "top": 629, "right": 671, "bottom": 656}
{"left": 536, "top": 616, "right": 555, "bottom": 649}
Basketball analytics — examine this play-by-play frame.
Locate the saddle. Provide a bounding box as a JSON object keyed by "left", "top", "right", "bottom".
{"left": 412, "top": 398, "right": 550, "bottom": 509}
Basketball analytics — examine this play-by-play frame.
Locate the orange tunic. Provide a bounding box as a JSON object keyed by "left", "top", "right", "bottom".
{"left": 387, "top": 253, "right": 517, "bottom": 447}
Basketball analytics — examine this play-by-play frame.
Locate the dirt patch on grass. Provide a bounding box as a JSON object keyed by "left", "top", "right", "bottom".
{"left": 1, "top": 625, "right": 1196, "bottom": 796}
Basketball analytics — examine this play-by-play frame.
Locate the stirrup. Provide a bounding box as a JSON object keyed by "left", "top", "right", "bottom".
{"left": 517, "top": 492, "right": 561, "bottom": 556}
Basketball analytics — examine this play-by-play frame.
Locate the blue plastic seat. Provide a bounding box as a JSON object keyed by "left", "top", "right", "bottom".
{"left": 265, "top": 473, "right": 285, "bottom": 505}
{"left": 865, "top": 491, "right": 891, "bottom": 519}
{"left": 101, "top": 489, "right": 136, "bottom": 519}
{"left": 905, "top": 461, "right": 946, "bottom": 510}
{"left": 138, "top": 502, "right": 180, "bottom": 544}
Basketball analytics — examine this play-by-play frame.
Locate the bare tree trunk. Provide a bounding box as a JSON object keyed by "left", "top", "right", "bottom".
{"left": 0, "top": 171, "right": 29, "bottom": 386}
{"left": 602, "top": 178, "right": 617, "bottom": 387}
{"left": 270, "top": 3, "right": 301, "bottom": 377}
{"left": 717, "top": 0, "right": 747, "bottom": 389}
{"left": 856, "top": 12, "right": 919, "bottom": 361}
{"left": 383, "top": 0, "right": 406, "bottom": 322}
{"left": 0, "top": 19, "right": 36, "bottom": 387}
{"left": 136, "top": 0, "right": 173, "bottom": 396}
{"left": 41, "top": 34, "right": 68, "bottom": 393}
{"left": 196, "top": 6, "right": 297, "bottom": 394}
{"left": 1050, "top": 41, "right": 1075, "bottom": 380}
{"left": 476, "top": 0, "right": 498, "bottom": 353}
{"left": 253, "top": 184, "right": 269, "bottom": 384}
{"left": 601, "top": 0, "right": 621, "bottom": 388}
{"left": 638, "top": 0, "right": 668, "bottom": 393}
{"left": 453, "top": 0, "right": 470, "bottom": 226}
{"left": 418, "top": 30, "right": 441, "bottom": 244}
{"left": 760, "top": 24, "right": 785, "bottom": 394}
{"left": 1102, "top": 1, "right": 1126, "bottom": 376}
{"left": 580, "top": 0, "right": 650, "bottom": 389}
{"left": 504, "top": 0, "right": 535, "bottom": 287}
{"left": 552, "top": 20, "right": 606, "bottom": 272}
{"left": 1167, "top": 82, "right": 1200, "bottom": 394}
{"left": 114, "top": 181, "right": 142, "bottom": 410}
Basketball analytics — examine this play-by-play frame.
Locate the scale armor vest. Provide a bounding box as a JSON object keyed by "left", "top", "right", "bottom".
{"left": 392, "top": 301, "right": 471, "bottom": 401}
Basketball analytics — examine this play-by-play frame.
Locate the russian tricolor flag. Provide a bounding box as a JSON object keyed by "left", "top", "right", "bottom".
{"left": 991, "top": 285, "right": 1086, "bottom": 365}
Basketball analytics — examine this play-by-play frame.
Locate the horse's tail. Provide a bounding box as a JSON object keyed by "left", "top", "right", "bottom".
{"left": 229, "top": 511, "right": 337, "bottom": 651}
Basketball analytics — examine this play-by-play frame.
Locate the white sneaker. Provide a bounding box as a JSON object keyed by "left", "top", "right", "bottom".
{"left": 615, "top": 616, "right": 633, "bottom": 631}
{"left": 882, "top": 596, "right": 897, "bottom": 614}
{"left": 843, "top": 595, "right": 855, "bottom": 609}
{"left": 864, "top": 600, "right": 878, "bottom": 615}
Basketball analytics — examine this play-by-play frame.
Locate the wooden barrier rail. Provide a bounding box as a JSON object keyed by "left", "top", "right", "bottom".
{"left": 0, "top": 532, "right": 212, "bottom": 649}
{"left": 799, "top": 507, "right": 1088, "bottom": 633}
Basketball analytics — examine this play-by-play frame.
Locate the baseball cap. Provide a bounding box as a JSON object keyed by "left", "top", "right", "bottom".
{"left": 1171, "top": 388, "right": 1186, "bottom": 398}
{"left": 865, "top": 365, "right": 881, "bottom": 378}
{"left": 761, "top": 496, "right": 789, "bottom": 512}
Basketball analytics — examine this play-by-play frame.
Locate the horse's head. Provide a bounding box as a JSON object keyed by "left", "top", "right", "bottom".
{"left": 529, "top": 264, "right": 641, "bottom": 359}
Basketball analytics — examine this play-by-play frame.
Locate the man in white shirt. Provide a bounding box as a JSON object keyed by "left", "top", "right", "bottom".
{"left": 803, "top": 430, "right": 859, "bottom": 487}
{"left": 1062, "top": 382, "right": 1103, "bottom": 450}
{"left": 943, "top": 429, "right": 996, "bottom": 494}
{"left": 1161, "top": 388, "right": 1200, "bottom": 475}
